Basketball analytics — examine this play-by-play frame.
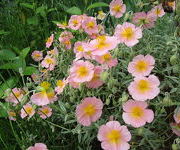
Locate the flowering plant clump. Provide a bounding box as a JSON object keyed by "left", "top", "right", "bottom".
{"left": 2, "top": 0, "right": 180, "bottom": 149}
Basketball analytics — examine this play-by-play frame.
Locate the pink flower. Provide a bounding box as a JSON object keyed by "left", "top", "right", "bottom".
{"left": 170, "top": 123, "right": 180, "bottom": 136}
{"left": 95, "top": 53, "right": 118, "bottom": 68}
{"left": 68, "top": 15, "right": 82, "bottom": 30}
{"left": 59, "top": 31, "right": 74, "bottom": 42}
{"left": 27, "top": 143, "right": 48, "bottom": 150}
{"left": 110, "top": 0, "right": 126, "bottom": 18}
{"left": 31, "top": 82, "right": 58, "bottom": 106}
{"left": 114, "top": 22, "right": 142, "bottom": 47}
{"left": 69, "top": 60, "right": 94, "bottom": 83}
{"left": 38, "top": 106, "right": 52, "bottom": 119}
{"left": 74, "top": 41, "right": 94, "bottom": 60}
{"left": 122, "top": 100, "right": 154, "bottom": 128}
{"left": 174, "top": 107, "right": 180, "bottom": 124}
{"left": 128, "top": 54, "right": 155, "bottom": 77}
{"left": 86, "top": 66, "right": 104, "bottom": 88}
{"left": 55, "top": 79, "right": 67, "bottom": 94}
{"left": 5, "top": 88, "right": 24, "bottom": 105}
{"left": 132, "top": 12, "right": 156, "bottom": 29}
{"left": 47, "top": 47, "right": 58, "bottom": 57}
{"left": 20, "top": 103, "right": 35, "bottom": 119}
{"left": 128, "top": 75, "right": 160, "bottom": 101}
{"left": 90, "top": 35, "right": 118, "bottom": 56}
{"left": 60, "top": 38, "right": 72, "bottom": 50}
{"left": 82, "top": 16, "right": 98, "bottom": 35}
{"left": 97, "top": 121, "right": 131, "bottom": 150}
{"left": 76, "top": 97, "right": 103, "bottom": 126}
{"left": 150, "top": 4, "right": 165, "bottom": 18}
{"left": 46, "top": 34, "right": 54, "bottom": 48}
{"left": 67, "top": 77, "right": 81, "bottom": 88}
{"left": 31, "top": 51, "right": 43, "bottom": 62}
{"left": 8, "top": 110, "right": 16, "bottom": 121}
{"left": 41, "top": 55, "right": 56, "bottom": 71}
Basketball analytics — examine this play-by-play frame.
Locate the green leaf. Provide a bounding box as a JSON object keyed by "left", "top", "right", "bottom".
{"left": 66, "top": 7, "right": 82, "bottom": 15}
{"left": 20, "top": 3, "right": 34, "bottom": 9}
{"left": 0, "top": 50, "right": 16, "bottom": 60}
{"left": 0, "top": 30, "right": 10, "bottom": 35}
{"left": 0, "top": 102, "right": 8, "bottom": 118}
{"left": 36, "top": 6, "right": 47, "bottom": 17}
{"left": 0, "top": 76, "right": 19, "bottom": 98}
{"left": 0, "top": 57, "right": 26, "bottom": 71}
{"left": 87, "top": 2, "right": 109, "bottom": 10}
{"left": 23, "top": 66, "right": 38, "bottom": 75}
{"left": 27, "top": 17, "right": 39, "bottom": 25}
{"left": 20, "top": 47, "right": 30, "bottom": 58}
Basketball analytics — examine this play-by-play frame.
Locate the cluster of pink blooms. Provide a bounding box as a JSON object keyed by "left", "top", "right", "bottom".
{"left": 4, "top": 1, "right": 168, "bottom": 149}
{"left": 171, "top": 107, "right": 180, "bottom": 136}
{"left": 132, "top": 4, "right": 165, "bottom": 29}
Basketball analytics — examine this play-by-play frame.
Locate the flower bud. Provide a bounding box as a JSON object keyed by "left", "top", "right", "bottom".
{"left": 172, "top": 144, "right": 178, "bottom": 150}
{"left": 100, "top": 72, "right": 109, "bottom": 82}
{"left": 170, "top": 54, "right": 178, "bottom": 65}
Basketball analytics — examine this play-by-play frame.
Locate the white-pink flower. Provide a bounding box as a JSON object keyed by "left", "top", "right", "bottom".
{"left": 20, "top": 103, "right": 35, "bottom": 119}
{"left": 76, "top": 97, "right": 103, "bottom": 126}
{"left": 41, "top": 55, "right": 56, "bottom": 71}
{"left": 90, "top": 35, "right": 118, "bottom": 56}
{"left": 98, "top": 121, "right": 131, "bottom": 150}
{"left": 110, "top": 0, "right": 126, "bottom": 18}
{"left": 31, "top": 51, "right": 43, "bottom": 62}
{"left": 114, "top": 22, "right": 142, "bottom": 47}
{"left": 122, "top": 100, "right": 154, "bottom": 128}
{"left": 46, "top": 34, "right": 54, "bottom": 48}
{"left": 128, "top": 54, "right": 155, "bottom": 77}
{"left": 55, "top": 79, "right": 67, "bottom": 94}
{"left": 128, "top": 75, "right": 160, "bottom": 101}
{"left": 38, "top": 106, "right": 52, "bottom": 119}
{"left": 150, "top": 4, "right": 165, "bottom": 18}
{"left": 174, "top": 107, "right": 180, "bottom": 124}
{"left": 69, "top": 60, "right": 94, "bottom": 83}
{"left": 82, "top": 16, "right": 98, "bottom": 35}
{"left": 95, "top": 53, "right": 118, "bottom": 69}
{"left": 68, "top": 15, "right": 82, "bottom": 30}
{"left": 5, "top": 88, "right": 24, "bottom": 105}
{"left": 86, "top": 66, "right": 104, "bottom": 88}
{"left": 27, "top": 143, "right": 48, "bottom": 150}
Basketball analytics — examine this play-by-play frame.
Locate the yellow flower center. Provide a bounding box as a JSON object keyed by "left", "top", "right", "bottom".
{"left": 87, "top": 21, "right": 95, "bottom": 29}
{"left": 121, "top": 27, "right": 134, "bottom": 40}
{"left": 95, "top": 36, "right": 109, "bottom": 50}
{"left": 25, "top": 107, "right": 33, "bottom": 115}
{"left": 131, "top": 106, "right": 144, "bottom": 118}
{"left": 77, "top": 45, "right": 84, "bottom": 52}
{"left": 34, "top": 53, "right": 41, "bottom": 58}
{"left": 40, "top": 81, "right": 51, "bottom": 90}
{"left": 84, "top": 104, "right": 96, "bottom": 116}
{"left": 135, "top": 60, "right": 148, "bottom": 72}
{"left": 77, "top": 66, "right": 88, "bottom": 77}
{"left": 155, "top": 8, "right": 161, "bottom": 15}
{"left": 107, "top": 130, "right": 121, "bottom": 144}
{"left": 112, "top": 5, "right": 122, "bottom": 12}
{"left": 41, "top": 108, "right": 50, "bottom": 115}
{"left": 14, "top": 91, "right": 21, "bottom": 98}
{"left": 73, "top": 20, "right": 79, "bottom": 26}
{"left": 102, "top": 53, "right": 111, "bottom": 62}
{"left": 56, "top": 80, "right": 65, "bottom": 88}
{"left": 46, "top": 91, "right": 55, "bottom": 99}
{"left": 47, "top": 37, "right": 52, "bottom": 43}
{"left": 45, "top": 58, "right": 54, "bottom": 64}
{"left": 9, "top": 111, "right": 16, "bottom": 117}
{"left": 137, "top": 80, "right": 151, "bottom": 93}
{"left": 64, "top": 40, "right": 70, "bottom": 45}
{"left": 168, "top": 2, "right": 175, "bottom": 7}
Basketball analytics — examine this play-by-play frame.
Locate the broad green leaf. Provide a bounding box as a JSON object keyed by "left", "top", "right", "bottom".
{"left": 0, "top": 57, "right": 26, "bottom": 71}
{"left": 36, "top": 6, "right": 47, "bottom": 17}
{"left": 0, "top": 50, "right": 16, "bottom": 60}
{"left": 23, "top": 66, "right": 38, "bottom": 75}
{"left": 20, "top": 47, "right": 30, "bottom": 58}
{"left": 87, "top": 2, "right": 109, "bottom": 10}
{"left": 0, "top": 76, "right": 19, "bottom": 98}
{"left": 66, "top": 7, "right": 82, "bottom": 15}
{"left": 20, "top": 3, "right": 34, "bottom": 9}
